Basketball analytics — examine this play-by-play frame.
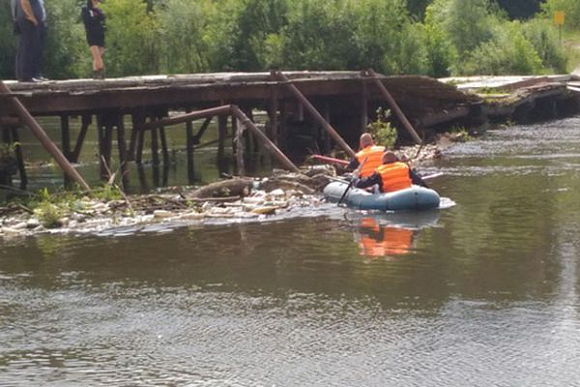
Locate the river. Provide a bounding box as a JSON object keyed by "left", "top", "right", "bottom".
{"left": 1, "top": 117, "right": 580, "bottom": 386}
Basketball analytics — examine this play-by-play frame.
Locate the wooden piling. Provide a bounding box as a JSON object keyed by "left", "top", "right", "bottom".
{"left": 360, "top": 74, "right": 369, "bottom": 133}
{"left": 151, "top": 118, "right": 160, "bottom": 167}
{"left": 10, "top": 127, "right": 27, "bottom": 189}
{"left": 71, "top": 114, "right": 91, "bottom": 163}
{"left": 234, "top": 114, "right": 244, "bottom": 176}
{"left": 230, "top": 105, "right": 300, "bottom": 173}
{"left": 0, "top": 81, "right": 90, "bottom": 191}
{"left": 60, "top": 115, "right": 71, "bottom": 160}
{"left": 269, "top": 85, "right": 279, "bottom": 144}
{"left": 271, "top": 70, "right": 355, "bottom": 157}
{"left": 365, "top": 69, "right": 422, "bottom": 144}
{"left": 117, "top": 117, "right": 130, "bottom": 189}
{"left": 185, "top": 111, "right": 195, "bottom": 184}
{"left": 218, "top": 113, "right": 228, "bottom": 161}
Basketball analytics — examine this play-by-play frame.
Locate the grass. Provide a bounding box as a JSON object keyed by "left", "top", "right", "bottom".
{"left": 562, "top": 29, "right": 580, "bottom": 73}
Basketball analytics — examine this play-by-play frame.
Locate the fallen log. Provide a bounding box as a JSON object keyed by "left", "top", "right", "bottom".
{"left": 187, "top": 178, "right": 253, "bottom": 199}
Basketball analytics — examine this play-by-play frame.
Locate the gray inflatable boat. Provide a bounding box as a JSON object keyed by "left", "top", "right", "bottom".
{"left": 324, "top": 181, "right": 440, "bottom": 211}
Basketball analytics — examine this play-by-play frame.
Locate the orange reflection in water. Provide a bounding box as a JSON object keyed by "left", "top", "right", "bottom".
{"left": 356, "top": 217, "right": 414, "bottom": 258}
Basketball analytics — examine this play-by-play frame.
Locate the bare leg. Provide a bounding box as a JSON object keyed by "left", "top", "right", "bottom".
{"left": 90, "top": 45, "right": 104, "bottom": 72}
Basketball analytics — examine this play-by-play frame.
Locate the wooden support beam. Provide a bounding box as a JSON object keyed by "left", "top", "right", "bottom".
{"left": 218, "top": 113, "right": 227, "bottom": 161}
{"left": 135, "top": 123, "right": 145, "bottom": 164}
{"left": 230, "top": 105, "right": 300, "bottom": 173}
{"left": 360, "top": 74, "right": 368, "bottom": 133}
{"left": 60, "top": 115, "right": 72, "bottom": 161}
{"left": 141, "top": 105, "right": 231, "bottom": 130}
{"left": 234, "top": 114, "right": 244, "bottom": 176}
{"left": 193, "top": 117, "right": 212, "bottom": 144}
{"left": 268, "top": 85, "right": 279, "bottom": 144}
{"left": 117, "top": 117, "right": 130, "bottom": 189}
{"left": 185, "top": 110, "right": 195, "bottom": 184}
{"left": 0, "top": 81, "right": 90, "bottom": 190}
{"left": 159, "top": 126, "right": 169, "bottom": 166}
{"left": 365, "top": 69, "right": 422, "bottom": 144}
{"left": 129, "top": 112, "right": 143, "bottom": 161}
{"left": 151, "top": 118, "right": 160, "bottom": 167}
{"left": 271, "top": 70, "right": 355, "bottom": 157}
{"left": 11, "top": 127, "right": 27, "bottom": 190}
{"left": 71, "top": 114, "right": 91, "bottom": 163}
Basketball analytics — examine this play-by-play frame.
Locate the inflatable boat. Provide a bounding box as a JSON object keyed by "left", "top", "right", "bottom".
{"left": 323, "top": 181, "right": 441, "bottom": 211}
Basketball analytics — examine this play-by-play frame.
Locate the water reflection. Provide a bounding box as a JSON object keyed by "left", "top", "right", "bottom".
{"left": 349, "top": 211, "right": 440, "bottom": 258}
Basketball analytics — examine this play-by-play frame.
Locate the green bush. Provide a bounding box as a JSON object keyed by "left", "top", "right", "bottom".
{"left": 367, "top": 108, "right": 397, "bottom": 149}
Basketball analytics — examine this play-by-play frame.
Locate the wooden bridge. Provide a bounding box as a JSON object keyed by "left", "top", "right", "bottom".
{"left": 0, "top": 70, "right": 490, "bottom": 189}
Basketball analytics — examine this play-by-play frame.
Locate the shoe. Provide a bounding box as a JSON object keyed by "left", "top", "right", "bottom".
{"left": 92, "top": 70, "right": 105, "bottom": 80}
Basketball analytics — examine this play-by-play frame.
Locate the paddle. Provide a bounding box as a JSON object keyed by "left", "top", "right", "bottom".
{"left": 338, "top": 157, "right": 367, "bottom": 206}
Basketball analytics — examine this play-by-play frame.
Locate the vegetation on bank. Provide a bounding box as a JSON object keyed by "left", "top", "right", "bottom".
{"left": 0, "top": 0, "right": 577, "bottom": 80}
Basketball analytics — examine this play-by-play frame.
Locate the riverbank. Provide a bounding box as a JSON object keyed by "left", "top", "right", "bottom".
{"left": 0, "top": 141, "right": 445, "bottom": 239}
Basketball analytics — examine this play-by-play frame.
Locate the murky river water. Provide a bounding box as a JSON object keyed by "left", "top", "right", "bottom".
{"left": 2, "top": 117, "right": 580, "bottom": 386}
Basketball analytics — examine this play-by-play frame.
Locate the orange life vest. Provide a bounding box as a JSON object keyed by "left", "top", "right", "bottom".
{"left": 356, "top": 145, "right": 385, "bottom": 178}
{"left": 376, "top": 162, "right": 412, "bottom": 193}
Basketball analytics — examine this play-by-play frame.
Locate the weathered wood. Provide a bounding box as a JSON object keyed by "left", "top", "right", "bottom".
{"left": 194, "top": 117, "right": 213, "bottom": 144}
{"left": 231, "top": 105, "right": 300, "bottom": 173}
{"left": 71, "top": 114, "right": 91, "bottom": 163}
{"left": 117, "top": 118, "right": 130, "bottom": 189}
{"left": 366, "top": 69, "right": 422, "bottom": 144}
{"left": 218, "top": 113, "right": 228, "bottom": 162}
{"left": 10, "top": 127, "right": 27, "bottom": 190}
{"left": 0, "top": 80, "right": 90, "bottom": 191}
{"left": 360, "top": 74, "right": 368, "bottom": 132}
{"left": 269, "top": 85, "right": 279, "bottom": 144}
{"left": 151, "top": 119, "right": 160, "bottom": 167}
{"left": 185, "top": 111, "right": 195, "bottom": 184}
{"left": 142, "top": 105, "right": 231, "bottom": 130}
{"left": 188, "top": 178, "right": 253, "bottom": 199}
{"left": 234, "top": 115, "right": 244, "bottom": 176}
{"left": 60, "top": 115, "right": 71, "bottom": 161}
{"left": 159, "top": 126, "right": 169, "bottom": 166}
{"left": 271, "top": 70, "right": 356, "bottom": 157}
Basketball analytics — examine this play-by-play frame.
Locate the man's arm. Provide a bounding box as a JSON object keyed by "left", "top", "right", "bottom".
{"left": 346, "top": 157, "right": 359, "bottom": 171}
{"left": 19, "top": 0, "right": 38, "bottom": 25}
{"left": 354, "top": 172, "right": 381, "bottom": 189}
{"left": 409, "top": 169, "right": 428, "bottom": 188}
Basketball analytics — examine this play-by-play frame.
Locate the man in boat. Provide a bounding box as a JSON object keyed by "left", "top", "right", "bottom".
{"left": 353, "top": 151, "right": 428, "bottom": 193}
{"left": 347, "top": 133, "right": 385, "bottom": 178}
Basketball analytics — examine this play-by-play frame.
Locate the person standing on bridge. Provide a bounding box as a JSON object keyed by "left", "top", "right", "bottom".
{"left": 13, "top": 0, "right": 44, "bottom": 82}
{"left": 81, "top": 0, "right": 106, "bottom": 80}
{"left": 347, "top": 133, "right": 386, "bottom": 178}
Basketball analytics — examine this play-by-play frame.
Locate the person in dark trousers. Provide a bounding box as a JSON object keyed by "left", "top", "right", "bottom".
{"left": 354, "top": 151, "right": 428, "bottom": 193}
{"left": 33, "top": 0, "right": 47, "bottom": 80}
{"left": 14, "top": 0, "right": 43, "bottom": 82}
{"left": 81, "top": 0, "right": 106, "bottom": 79}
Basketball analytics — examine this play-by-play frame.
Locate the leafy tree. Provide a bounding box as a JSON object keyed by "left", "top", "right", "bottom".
{"left": 101, "top": 0, "right": 160, "bottom": 77}
{"left": 156, "top": 0, "right": 211, "bottom": 73}
{"left": 0, "top": 0, "right": 17, "bottom": 79}
{"left": 421, "top": 5, "right": 457, "bottom": 77}
{"left": 280, "top": 0, "right": 356, "bottom": 70}
{"left": 542, "top": 0, "right": 580, "bottom": 30}
{"left": 463, "top": 22, "right": 543, "bottom": 75}
{"left": 43, "top": 0, "right": 89, "bottom": 79}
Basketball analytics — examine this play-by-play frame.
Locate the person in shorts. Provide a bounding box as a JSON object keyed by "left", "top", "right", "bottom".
{"left": 81, "top": 0, "right": 106, "bottom": 79}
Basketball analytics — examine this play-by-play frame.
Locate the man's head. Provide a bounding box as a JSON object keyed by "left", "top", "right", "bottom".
{"left": 381, "top": 151, "right": 397, "bottom": 164}
{"left": 360, "top": 133, "right": 374, "bottom": 148}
